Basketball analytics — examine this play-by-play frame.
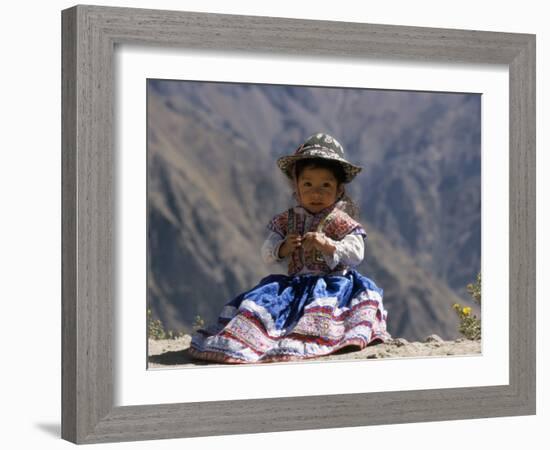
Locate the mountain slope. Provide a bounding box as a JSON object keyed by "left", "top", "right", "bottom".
{"left": 147, "top": 87, "right": 479, "bottom": 341}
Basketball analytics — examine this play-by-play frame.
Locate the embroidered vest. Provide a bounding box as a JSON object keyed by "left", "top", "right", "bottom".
{"left": 268, "top": 206, "right": 364, "bottom": 276}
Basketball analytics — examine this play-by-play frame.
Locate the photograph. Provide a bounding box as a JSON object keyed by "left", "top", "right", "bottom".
{"left": 146, "top": 79, "right": 482, "bottom": 368}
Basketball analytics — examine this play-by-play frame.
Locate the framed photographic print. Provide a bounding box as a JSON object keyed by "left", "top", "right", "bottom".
{"left": 61, "top": 4, "right": 535, "bottom": 444}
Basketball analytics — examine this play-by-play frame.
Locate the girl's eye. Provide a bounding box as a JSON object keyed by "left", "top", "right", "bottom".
{"left": 303, "top": 182, "right": 312, "bottom": 187}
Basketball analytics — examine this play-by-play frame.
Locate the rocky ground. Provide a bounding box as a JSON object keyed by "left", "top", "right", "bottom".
{"left": 147, "top": 334, "right": 481, "bottom": 369}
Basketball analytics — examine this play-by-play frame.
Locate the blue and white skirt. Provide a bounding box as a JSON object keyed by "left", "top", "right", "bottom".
{"left": 189, "top": 269, "right": 389, "bottom": 364}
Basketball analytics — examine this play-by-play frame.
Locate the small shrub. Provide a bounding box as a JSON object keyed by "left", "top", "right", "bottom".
{"left": 192, "top": 315, "right": 206, "bottom": 331}
{"left": 452, "top": 273, "right": 482, "bottom": 340}
{"left": 147, "top": 309, "right": 185, "bottom": 340}
{"left": 466, "top": 273, "right": 481, "bottom": 304}
{"left": 452, "top": 304, "right": 481, "bottom": 340}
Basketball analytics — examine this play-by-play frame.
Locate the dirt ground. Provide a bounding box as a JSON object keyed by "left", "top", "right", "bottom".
{"left": 147, "top": 334, "right": 481, "bottom": 369}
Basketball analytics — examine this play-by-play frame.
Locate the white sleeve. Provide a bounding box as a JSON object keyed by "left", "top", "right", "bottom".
{"left": 261, "top": 232, "right": 288, "bottom": 271}
{"left": 322, "top": 234, "right": 365, "bottom": 269}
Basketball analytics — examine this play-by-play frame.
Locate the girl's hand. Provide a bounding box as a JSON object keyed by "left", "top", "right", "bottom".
{"left": 278, "top": 233, "right": 302, "bottom": 258}
{"left": 302, "top": 232, "right": 336, "bottom": 255}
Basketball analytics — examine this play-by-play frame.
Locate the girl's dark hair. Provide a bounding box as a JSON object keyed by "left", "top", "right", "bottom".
{"left": 294, "top": 158, "right": 347, "bottom": 184}
{"left": 292, "top": 158, "right": 360, "bottom": 219}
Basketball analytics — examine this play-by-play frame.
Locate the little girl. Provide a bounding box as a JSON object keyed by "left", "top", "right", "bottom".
{"left": 189, "top": 133, "right": 390, "bottom": 363}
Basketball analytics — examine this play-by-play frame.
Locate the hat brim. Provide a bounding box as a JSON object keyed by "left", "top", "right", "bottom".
{"left": 277, "top": 154, "right": 362, "bottom": 183}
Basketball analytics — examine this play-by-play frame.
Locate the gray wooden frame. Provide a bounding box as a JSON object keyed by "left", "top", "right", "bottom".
{"left": 61, "top": 4, "right": 536, "bottom": 444}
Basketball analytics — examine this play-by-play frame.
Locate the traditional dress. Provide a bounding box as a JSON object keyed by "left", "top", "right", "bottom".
{"left": 189, "top": 201, "right": 390, "bottom": 364}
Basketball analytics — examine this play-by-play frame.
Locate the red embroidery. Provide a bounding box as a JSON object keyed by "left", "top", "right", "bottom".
{"left": 190, "top": 293, "right": 389, "bottom": 364}
{"left": 267, "top": 207, "right": 365, "bottom": 276}
{"left": 267, "top": 212, "right": 289, "bottom": 238}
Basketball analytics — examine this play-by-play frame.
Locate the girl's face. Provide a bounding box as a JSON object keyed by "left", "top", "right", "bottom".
{"left": 296, "top": 166, "right": 344, "bottom": 214}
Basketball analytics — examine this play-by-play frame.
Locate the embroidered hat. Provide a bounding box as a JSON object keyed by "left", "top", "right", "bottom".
{"left": 277, "top": 133, "right": 362, "bottom": 183}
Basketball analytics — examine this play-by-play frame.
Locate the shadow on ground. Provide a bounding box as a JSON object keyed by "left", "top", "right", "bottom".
{"left": 148, "top": 348, "right": 211, "bottom": 366}
{"left": 148, "top": 342, "right": 377, "bottom": 367}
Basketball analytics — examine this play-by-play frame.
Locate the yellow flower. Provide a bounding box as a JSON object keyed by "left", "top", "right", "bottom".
{"left": 452, "top": 303, "right": 460, "bottom": 310}
{"left": 462, "top": 307, "right": 472, "bottom": 316}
